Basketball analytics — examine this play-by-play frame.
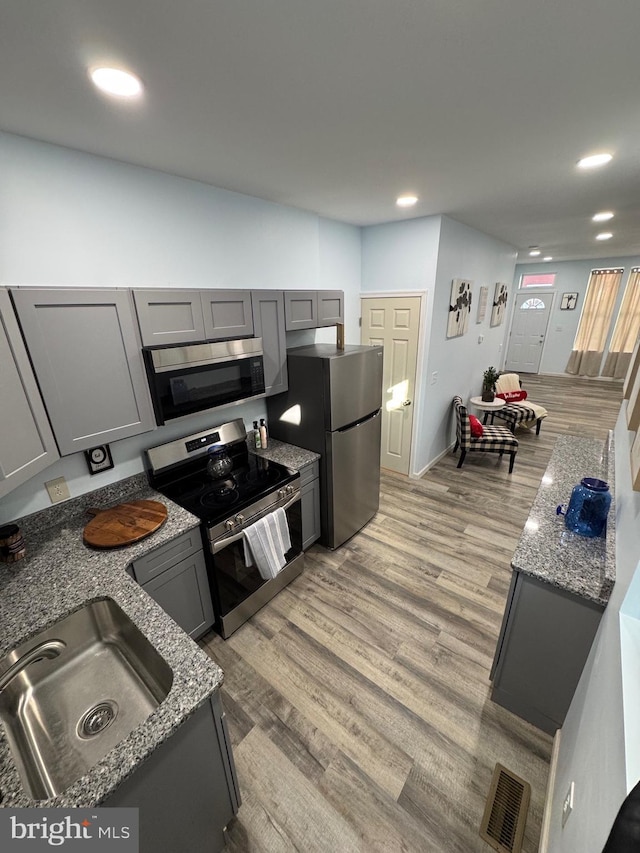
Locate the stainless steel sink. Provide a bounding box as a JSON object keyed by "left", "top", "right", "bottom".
{"left": 0, "top": 598, "right": 173, "bottom": 800}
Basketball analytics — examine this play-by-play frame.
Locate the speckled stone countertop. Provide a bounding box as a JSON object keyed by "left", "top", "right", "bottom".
{"left": 0, "top": 472, "right": 223, "bottom": 808}
{"left": 511, "top": 433, "right": 615, "bottom": 606}
{"left": 247, "top": 436, "right": 320, "bottom": 469}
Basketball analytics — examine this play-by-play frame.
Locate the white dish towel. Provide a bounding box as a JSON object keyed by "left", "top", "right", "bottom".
{"left": 243, "top": 508, "right": 292, "bottom": 581}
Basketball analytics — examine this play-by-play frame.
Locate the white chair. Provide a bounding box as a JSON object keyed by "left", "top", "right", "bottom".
{"left": 491, "top": 373, "right": 548, "bottom": 435}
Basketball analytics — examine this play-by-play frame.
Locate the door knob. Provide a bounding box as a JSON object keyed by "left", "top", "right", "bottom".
{"left": 402, "top": 400, "right": 412, "bottom": 407}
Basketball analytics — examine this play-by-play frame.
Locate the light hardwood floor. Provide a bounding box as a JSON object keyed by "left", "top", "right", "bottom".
{"left": 202, "top": 374, "right": 622, "bottom": 853}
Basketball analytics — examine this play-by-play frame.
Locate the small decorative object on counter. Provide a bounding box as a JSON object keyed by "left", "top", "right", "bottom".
{"left": 556, "top": 477, "right": 612, "bottom": 538}
{"left": 0, "top": 524, "right": 26, "bottom": 563}
{"left": 481, "top": 366, "right": 500, "bottom": 402}
{"left": 253, "top": 420, "right": 261, "bottom": 449}
{"left": 260, "top": 418, "right": 268, "bottom": 449}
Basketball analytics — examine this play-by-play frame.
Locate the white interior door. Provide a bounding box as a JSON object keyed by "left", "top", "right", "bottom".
{"left": 361, "top": 296, "right": 421, "bottom": 475}
{"left": 505, "top": 292, "right": 553, "bottom": 373}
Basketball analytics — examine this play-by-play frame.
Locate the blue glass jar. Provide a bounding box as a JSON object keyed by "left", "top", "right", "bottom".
{"left": 556, "top": 477, "right": 611, "bottom": 538}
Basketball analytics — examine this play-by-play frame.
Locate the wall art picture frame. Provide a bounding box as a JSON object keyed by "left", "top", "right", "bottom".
{"left": 490, "top": 282, "right": 508, "bottom": 327}
{"left": 447, "top": 278, "right": 472, "bottom": 338}
{"left": 476, "top": 286, "right": 488, "bottom": 323}
{"left": 560, "top": 292, "right": 578, "bottom": 310}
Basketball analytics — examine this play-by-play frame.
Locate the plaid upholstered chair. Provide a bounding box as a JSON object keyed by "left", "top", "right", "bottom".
{"left": 452, "top": 396, "right": 519, "bottom": 473}
{"left": 491, "top": 373, "right": 548, "bottom": 435}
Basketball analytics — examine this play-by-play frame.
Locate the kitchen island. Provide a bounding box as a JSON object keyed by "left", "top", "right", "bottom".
{"left": 0, "top": 470, "right": 234, "bottom": 833}
{"left": 490, "top": 434, "right": 616, "bottom": 734}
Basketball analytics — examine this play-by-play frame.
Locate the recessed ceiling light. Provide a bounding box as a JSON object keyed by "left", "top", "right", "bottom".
{"left": 89, "top": 67, "right": 143, "bottom": 98}
{"left": 543, "top": 256, "right": 553, "bottom": 261}
{"left": 592, "top": 211, "right": 614, "bottom": 222}
{"left": 577, "top": 153, "right": 613, "bottom": 169}
{"left": 396, "top": 195, "right": 418, "bottom": 208}
{"left": 529, "top": 248, "right": 541, "bottom": 257}
{"left": 596, "top": 232, "right": 613, "bottom": 241}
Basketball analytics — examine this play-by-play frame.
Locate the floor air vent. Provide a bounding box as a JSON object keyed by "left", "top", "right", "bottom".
{"left": 479, "top": 762, "right": 531, "bottom": 853}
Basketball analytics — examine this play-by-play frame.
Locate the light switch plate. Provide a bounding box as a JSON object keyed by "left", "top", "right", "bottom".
{"left": 84, "top": 444, "right": 114, "bottom": 475}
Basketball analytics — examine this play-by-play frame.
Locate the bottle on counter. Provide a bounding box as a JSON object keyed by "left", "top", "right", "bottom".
{"left": 253, "top": 420, "right": 261, "bottom": 449}
{"left": 259, "top": 418, "right": 268, "bottom": 449}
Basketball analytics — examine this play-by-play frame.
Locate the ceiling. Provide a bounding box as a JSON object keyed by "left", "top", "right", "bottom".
{"left": 2, "top": 0, "right": 640, "bottom": 262}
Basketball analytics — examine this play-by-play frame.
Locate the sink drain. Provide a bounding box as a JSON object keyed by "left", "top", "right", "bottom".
{"left": 78, "top": 701, "right": 118, "bottom": 738}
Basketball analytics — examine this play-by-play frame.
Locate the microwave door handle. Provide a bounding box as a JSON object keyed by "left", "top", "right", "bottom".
{"left": 211, "top": 492, "right": 300, "bottom": 554}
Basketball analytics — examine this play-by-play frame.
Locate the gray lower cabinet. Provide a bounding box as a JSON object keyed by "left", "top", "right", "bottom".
{"left": 251, "top": 290, "right": 287, "bottom": 396}
{"left": 0, "top": 289, "right": 59, "bottom": 497}
{"left": 299, "top": 460, "right": 321, "bottom": 550}
{"left": 134, "top": 288, "right": 254, "bottom": 345}
{"left": 11, "top": 288, "right": 155, "bottom": 456}
{"left": 284, "top": 290, "right": 344, "bottom": 331}
{"left": 130, "top": 528, "right": 214, "bottom": 639}
{"left": 104, "top": 691, "right": 240, "bottom": 853}
{"left": 490, "top": 570, "right": 604, "bottom": 735}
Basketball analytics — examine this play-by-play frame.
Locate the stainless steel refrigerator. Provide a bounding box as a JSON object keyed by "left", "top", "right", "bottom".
{"left": 267, "top": 344, "right": 383, "bottom": 549}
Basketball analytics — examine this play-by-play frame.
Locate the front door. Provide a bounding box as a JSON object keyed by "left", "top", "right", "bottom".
{"left": 505, "top": 292, "right": 553, "bottom": 373}
{"left": 360, "top": 296, "right": 421, "bottom": 475}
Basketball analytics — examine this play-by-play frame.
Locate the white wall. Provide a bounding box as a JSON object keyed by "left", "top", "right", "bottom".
{"left": 545, "top": 408, "right": 640, "bottom": 851}
{"left": 423, "top": 216, "right": 517, "bottom": 470}
{"left": 0, "top": 131, "right": 361, "bottom": 523}
{"left": 511, "top": 258, "right": 640, "bottom": 375}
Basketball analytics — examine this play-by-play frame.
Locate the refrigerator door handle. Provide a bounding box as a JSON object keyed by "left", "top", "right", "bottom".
{"left": 335, "top": 409, "right": 381, "bottom": 433}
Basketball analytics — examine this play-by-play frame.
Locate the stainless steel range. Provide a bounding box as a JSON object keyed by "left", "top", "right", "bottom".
{"left": 146, "top": 419, "right": 303, "bottom": 638}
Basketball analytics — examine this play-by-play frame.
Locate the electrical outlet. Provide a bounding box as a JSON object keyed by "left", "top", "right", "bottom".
{"left": 561, "top": 781, "right": 575, "bottom": 827}
{"left": 45, "top": 476, "right": 70, "bottom": 504}
{"left": 431, "top": 371, "right": 438, "bottom": 385}
{"left": 478, "top": 334, "right": 484, "bottom": 344}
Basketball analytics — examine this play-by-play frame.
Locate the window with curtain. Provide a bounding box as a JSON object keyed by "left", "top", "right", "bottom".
{"left": 566, "top": 268, "right": 623, "bottom": 377}
{"left": 602, "top": 268, "right": 640, "bottom": 379}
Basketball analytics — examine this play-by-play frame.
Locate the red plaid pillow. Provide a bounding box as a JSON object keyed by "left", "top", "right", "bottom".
{"left": 496, "top": 390, "right": 528, "bottom": 403}
{"left": 469, "top": 415, "right": 483, "bottom": 437}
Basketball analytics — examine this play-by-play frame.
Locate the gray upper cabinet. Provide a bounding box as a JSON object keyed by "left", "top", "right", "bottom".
{"left": 0, "top": 289, "right": 59, "bottom": 497}
{"left": 133, "top": 290, "right": 206, "bottom": 346}
{"left": 201, "top": 290, "right": 254, "bottom": 340}
{"left": 134, "top": 289, "right": 254, "bottom": 347}
{"left": 251, "top": 290, "right": 288, "bottom": 396}
{"left": 284, "top": 290, "right": 344, "bottom": 331}
{"left": 317, "top": 290, "right": 344, "bottom": 326}
{"left": 11, "top": 288, "right": 156, "bottom": 456}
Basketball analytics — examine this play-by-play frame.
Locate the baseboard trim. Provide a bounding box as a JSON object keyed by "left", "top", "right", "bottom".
{"left": 411, "top": 443, "right": 455, "bottom": 479}
{"left": 539, "top": 728, "right": 562, "bottom": 853}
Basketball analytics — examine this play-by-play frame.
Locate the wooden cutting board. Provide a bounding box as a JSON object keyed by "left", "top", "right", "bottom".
{"left": 83, "top": 500, "right": 168, "bottom": 549}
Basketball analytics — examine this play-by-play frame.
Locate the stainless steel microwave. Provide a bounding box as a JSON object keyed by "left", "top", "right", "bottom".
{"left": 143, "top": 337, "right": 266, "bottom": 425}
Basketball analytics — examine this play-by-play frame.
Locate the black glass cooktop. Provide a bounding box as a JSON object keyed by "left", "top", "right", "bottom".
{"left": 157, "top": 450, "right": 296, "bottom": 523}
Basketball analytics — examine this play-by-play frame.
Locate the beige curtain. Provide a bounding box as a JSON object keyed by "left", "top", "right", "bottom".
{"left": 566, "top": 269, "right": 622, "bottom": 376}
{"left": 602, "top": 269, "right": 640, "bottom": 378}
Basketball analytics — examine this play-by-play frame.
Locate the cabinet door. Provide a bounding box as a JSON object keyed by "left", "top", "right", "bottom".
{"left": 317, "top": 290, "right": 344, "bottom": 326}
{"left": 301, "top": 476, "right": 321, "bottom": 550}
{"left": 201, "top": 290, "right": 254, "bottom": 340}
{"left": 11, "top": 289, "right": 155, "bottom": 456}
{"left": 0, "top": 289, "right": 59, "bottom": 497}
{"left": 284, "top": 291, "right": 318, "bottom": 331}
{"left": 251, "top": 290, "right": 288, "bottom": 396}
{"left": 133, "top": 289, "right": 206, "bottom": 346}
{"left": 142, "top": 549, "right": 214, "bottom": 639}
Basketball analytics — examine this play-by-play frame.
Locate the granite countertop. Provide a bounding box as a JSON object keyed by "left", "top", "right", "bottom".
{"left": 0, "top": 472, "right": 223, "bottom": 809}
{"left": 512, "top": 433, "right": 616, "bottom": 606}
{"left": 248, "top": 436, "right": 320, "bottom": 469}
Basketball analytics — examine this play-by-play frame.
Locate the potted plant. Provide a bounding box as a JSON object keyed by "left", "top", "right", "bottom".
{"left": 482, "top": 366, "right": 500, "bottom": 402}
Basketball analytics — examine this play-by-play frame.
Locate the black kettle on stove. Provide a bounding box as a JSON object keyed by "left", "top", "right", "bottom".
{"left": 207, "top": 448, "right": 233, "bottom": 480}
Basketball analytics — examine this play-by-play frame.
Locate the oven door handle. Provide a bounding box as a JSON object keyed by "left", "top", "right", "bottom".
{"left": 211, "top": 492, "right": 301, "bottom": 554}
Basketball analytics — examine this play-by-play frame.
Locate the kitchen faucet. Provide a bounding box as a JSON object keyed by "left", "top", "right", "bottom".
{"left": 0, "top": 640, "right": 65, "bottom": 693}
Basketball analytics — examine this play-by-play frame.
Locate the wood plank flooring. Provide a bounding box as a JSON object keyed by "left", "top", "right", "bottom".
{"left": 201, "top": 374, "right": 622, "bottom": 853}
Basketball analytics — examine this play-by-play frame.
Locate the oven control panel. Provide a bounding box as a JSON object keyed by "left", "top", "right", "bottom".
{"left": 185, "top": 431, "right": 220, "bottom": 453}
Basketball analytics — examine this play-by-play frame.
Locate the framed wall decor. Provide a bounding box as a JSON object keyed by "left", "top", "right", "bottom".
{"left": 627, "top": 360, "right": 640, "bottom": 432}
{"left": 632, "top": 430, "right": 640, "bottom": 491}
{"left": 623, "top": 335, "right": 640, "bottom": 399}
{"left": 476, "top": 286, "right": 489, "bottom": 323}
{"left": 447, "top": 278, "right": 472, "bottom": 338}
{"left": 560, "top": 292, "right": 579, "bottom": 310}
{"left": 490, "top": 282, "right": 508, "bottom": 327}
